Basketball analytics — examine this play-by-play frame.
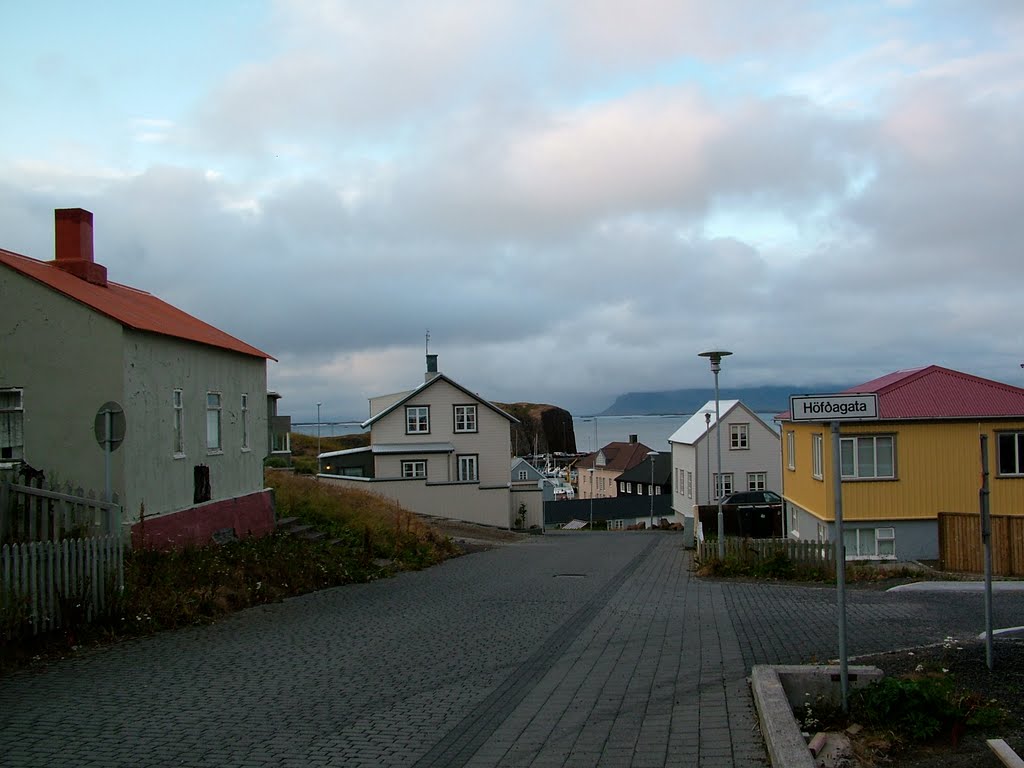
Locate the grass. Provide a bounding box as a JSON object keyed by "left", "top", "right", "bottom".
{"left": 694, "top": 545, "right": 935, "bottom": 583}
{"left": 1, "top": 472, "right": 456, "bottom": 672}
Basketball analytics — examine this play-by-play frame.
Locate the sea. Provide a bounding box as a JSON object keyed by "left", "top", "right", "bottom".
{"left": 294, "top": 412, "right": 781, "bottom": 452}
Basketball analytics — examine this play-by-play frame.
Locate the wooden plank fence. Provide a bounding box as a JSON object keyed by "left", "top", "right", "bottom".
{"left": 1, "top": 475, "right": 125, "bottom": 635}
{"left": 1, "top": 535, "right": 124, "bottom": 634}
{"left": 939, "top": 512, "right": 1024, "bottom": 576}
{"left": 696, "top": 536, "right": 835, "bottom": 573}
{"left": 1, "top": 479, "right": 121, "bottom": 543}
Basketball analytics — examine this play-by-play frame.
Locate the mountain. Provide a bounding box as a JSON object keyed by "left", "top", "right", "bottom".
{"left": 496, "top": 402, "right": 577, "bottom": 454}
{"left": 597, "top": 385, "right": 850, "bottom": 417}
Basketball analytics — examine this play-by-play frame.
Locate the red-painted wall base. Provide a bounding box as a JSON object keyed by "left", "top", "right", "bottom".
{"left": 131, "top": 489, "right": 276, "bottom": 550}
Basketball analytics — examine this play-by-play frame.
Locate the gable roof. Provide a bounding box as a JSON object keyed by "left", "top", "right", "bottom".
{"left": 845, "top": 365, "right": 1024, "bottom": 419}
{"left": 616, "top": 451, "right": 672, "bottom": 484}
{"left": 575, "top": 440, "right": 655, "bottom": 473}
{"left": 511, "top": 457, "right": 545, "bottom": 479}
{"left": 776, "top": 365, "right": 1024, "bottom": 421}
{"left": 0, "top": 247, "right": 273, "bottom": 360}
{"left": 361, "top": 373, "right": 518, "bottom": 429}
{"left": 667, "top": 400, "right": 741, "bottom": 445}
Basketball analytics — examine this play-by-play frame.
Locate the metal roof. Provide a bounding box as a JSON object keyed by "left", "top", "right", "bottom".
{"left": 0, "top": 247, "right": 273, "bottom": 360}
{"left": 361, "top": 373, "right": 518, "bottom": 429}
{"left": 667, "top": 400, "right": 740, "bottom": 445}
{"left": 777, "top": 365, "right": 1024, "bottom": 421}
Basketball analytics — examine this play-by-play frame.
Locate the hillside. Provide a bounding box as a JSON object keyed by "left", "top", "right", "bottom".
{"left": 598, "top": 384, "right": 850, "bottom": 416}
{"left": 495, "top": 402, "right": 577, "bottom": 455}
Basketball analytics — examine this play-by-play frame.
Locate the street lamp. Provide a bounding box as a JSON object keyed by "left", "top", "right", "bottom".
{"left": 699, "top": 350, "right": 732, "bottom": 559}
{"left": 588, "top": 468, "right": 595, "bottom": 530}
{"left": 316, "top": 402, "right": 322, "bottom": 474}
{"left": 647, "top": 451, "right": 659, "bottom": 529}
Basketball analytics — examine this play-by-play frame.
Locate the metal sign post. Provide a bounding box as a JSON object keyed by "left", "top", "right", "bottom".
{"left": 789, "top": 393, "right": 879, "bottom": 714}
{"left": 94, "top": 401, "right": 126, "bottom": 503}
{"left": 980, "top": 434, "right": 994, "bottom": 671}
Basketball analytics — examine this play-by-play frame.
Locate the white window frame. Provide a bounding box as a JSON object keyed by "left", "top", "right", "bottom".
{"left": 625, "top": 482, "right": 631, "bottom": 494}
{"left": 713, "top": 472, "right": 734, "bottom": 499}
{"left": 457, "top": 454, "right": 478, "bottom": 482}
{"left": 811, "top": 433, "right": 823, "bottom": 480}
{"left": 0, "top": 387, "right": 24, "bottom": 461}
{"left": 406, "top": 405, "right": 430, "bottom": 434}
{"left": 786, "top": 430, "right": 795, "bottom": 470}
{"left": 206, "top": 391, "right": 222, "bottom": 452}
{"left": 402, "top": 460, "right": 427, "bottom": 478}
{"left": 172, "top": 389, "right": 185, "bottom": 457}
{"left": 240, "top": 393, "right": 250, "bottom": 451}
{"left": 843, "top": 526, "right": 897, "bottom": 560}
{"left": 687, "top": 471, "right": 693, "bottom": 499}
{"left": 655, "top": 486, "right": 662, "bottom": 495}
{"left": 747, "top": 472, "right": 767, "bottom": 491}
{"left": 840, "top": 435, "right": 895, "bottom": 479}
{"left": 453, "top": 404, "right": 478, "bottom": 433}
{"left": 997, "top": 431, "right": 1024, "bottom": 476}
{"left": 518, "top": 469, "right": 528, "bottom": 481}
{"left": 729, "top": 423, "right": 749, "bottom": 450}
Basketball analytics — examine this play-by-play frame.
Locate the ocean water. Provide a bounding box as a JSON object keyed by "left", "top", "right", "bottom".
{"left": 572, "top": 413, "right": 781, "bottom": 454}
{"left": 293, "top": 412, "right": 780, "bottom": 450}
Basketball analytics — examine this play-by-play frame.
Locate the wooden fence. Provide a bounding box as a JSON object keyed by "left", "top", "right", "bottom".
{"left": 939, "top": 512, "right": 1024, "bottom": 576}
{"left": 1, "top": 475, "right": 125, "bottom": 635}
{"left": 1, "top": 535, "right": 124, "bottom": 634}
{"left": 696, "top": 536, "right": 835, "bottom": 573}
{"left": 0, "top": 479, "right": 121, "bottom": 543}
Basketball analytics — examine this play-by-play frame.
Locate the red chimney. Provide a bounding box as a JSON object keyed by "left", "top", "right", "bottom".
{"left": 52, "top": 208, "right": 107, "bottom": 286}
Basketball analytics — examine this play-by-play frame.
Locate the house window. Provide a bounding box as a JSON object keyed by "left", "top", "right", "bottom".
{"left": 624, "top": 482, "right": 631, "bottom": 494}
{"left": 172, "top": 389, "right": 184, "bottom": 456}
{"left": 454, "top": 404, "right": 477, "bottom": 433}
{"left": 457, "top": 454, "right": 478, "bottom": 482}
{"left": 840, "top": 435, "right": 895, "bottom": 479}
{"left": 402, "top": 460, "right": 427, "bottom": 478}
{"left": 997, "top": 431, "right": 1024, "bottom": 476}
{"left": 730, "top": 423, "right": 749, "bottom": 450}
{"left": 406, "top": 406, "right": 430, "bottom": 434}
{"left": 0, "top": 388, "right": 24, "bottom": 461}
{"left": 687, "top": 471, "right": 693, "bottom": 498}
{"left": 812, "top": 433, "right": 823, "bottom": 480}
{"left": 843, "top": 527, "right": 896, "bottom": 559}
{"left": 786, "top": 431, "right": 795, "bottom": 470}
{"left": 240, "top": 393, "right": 249, "bottom": 450}
{"left": 518, "top": 469, "right": 529, "bottom": 481}
{"left": 598, "top": 476, "right": 606, "bottom": 491}
{"left": 206, "top": 392, "right": 222, "bottom": 452}
{"left": 713, "top": 472, "right": 733, "bottom": 499}
{"left": 655, "top": 486, "right": 662, "bottom": 495}
{"left": 747, "top": 472, "right": 767, "bottom": 491}
{"left": 272, "top": 431, "right": 290, "bottom": 453}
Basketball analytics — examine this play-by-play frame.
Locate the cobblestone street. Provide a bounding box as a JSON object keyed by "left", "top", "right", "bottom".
{"left": 3, "top": 532, "right": 1022, "bottom": 767}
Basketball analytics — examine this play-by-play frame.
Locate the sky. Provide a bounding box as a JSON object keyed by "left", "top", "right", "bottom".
{"left": 2, "top": 1, "right": 1023, "bottom": 421}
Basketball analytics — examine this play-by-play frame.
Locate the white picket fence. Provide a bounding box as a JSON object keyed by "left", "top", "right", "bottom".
{"left": 1, "top": 535, "right": 124, "bottom": 634}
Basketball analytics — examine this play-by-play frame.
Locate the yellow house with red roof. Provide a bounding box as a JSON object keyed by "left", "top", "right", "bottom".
{"left": 0, "top": 208, "right": 277, "bottom": 549}
{"left": 779, "top": 365, "right": 1024, "bottom": 561}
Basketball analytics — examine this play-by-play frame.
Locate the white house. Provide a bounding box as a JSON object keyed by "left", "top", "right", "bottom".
{"left": 668, "top": 400, "right": 781, "bottom": 538}
{"left": 0, "top": 208, "right": 277, "bottom": 548}
{"left": 319, "top": 355, "right": 519, "bottom": 528}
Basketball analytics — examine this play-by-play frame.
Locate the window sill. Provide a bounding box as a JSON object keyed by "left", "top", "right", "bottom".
{"left": 207, "top": 449, "right": 224, "bottom": 456}
{"left": 173, "top": 453, "right": 187, "bottom": 460}
{"left": 241, "top": 448, "right": 251, "bottom": 453}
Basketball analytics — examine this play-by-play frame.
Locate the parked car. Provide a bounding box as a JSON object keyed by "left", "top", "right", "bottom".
{"left": 719, "top": 490, "right": 782, "bottom": 509}
{"left": 700, "top": 490, "right": 783, "bottom": 538}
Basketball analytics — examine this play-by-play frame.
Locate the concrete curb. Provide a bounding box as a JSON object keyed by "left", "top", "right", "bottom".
{"left": 751, "top": 664, "right": 884, "bottom": 768}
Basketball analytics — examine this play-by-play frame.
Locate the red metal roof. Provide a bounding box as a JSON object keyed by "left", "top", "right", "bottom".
{"left": 577, "top": 441, "right": 655, "bottom": 472}
{"left": 843, "top": 365, "right": 1024, "bottom": 419}
{"left": 1, "top": 247, "right": 274, "bottom": 360}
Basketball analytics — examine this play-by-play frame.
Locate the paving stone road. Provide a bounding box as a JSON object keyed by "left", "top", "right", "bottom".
{"left": 3, "top": 532, "right": 1023, "bottom": 768}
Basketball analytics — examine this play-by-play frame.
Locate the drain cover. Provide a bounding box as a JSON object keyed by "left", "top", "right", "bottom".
{"left": 553, "top": 573, "right": 586, "bottom": 578}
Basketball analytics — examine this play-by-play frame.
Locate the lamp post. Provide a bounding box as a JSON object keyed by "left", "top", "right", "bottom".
{"left": 647, "top": 451, "right": 659, "bottom": 529}
{"left": 316, "top": 402, "right": 322, "bottom": 474}
{"left": 699, "top": 350, "right": 732, "bottom": 559}
{"left": 588, "top": 468, "right": 595, "bottom": 530}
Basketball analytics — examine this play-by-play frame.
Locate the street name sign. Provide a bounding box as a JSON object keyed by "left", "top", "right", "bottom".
{"left": 789, "top": 393, "right": 879, "bottom": 422}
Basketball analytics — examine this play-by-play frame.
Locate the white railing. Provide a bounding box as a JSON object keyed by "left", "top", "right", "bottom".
{"left": 1, "top": 535, "right": 125, "bottom": 634}
{"left": 1, "top": 479, "right": 121, "bottom": 542}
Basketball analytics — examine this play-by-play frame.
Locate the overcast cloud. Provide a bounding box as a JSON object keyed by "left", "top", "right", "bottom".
{"left": 2, "top": 0, "right": 1022, "bottom": 420}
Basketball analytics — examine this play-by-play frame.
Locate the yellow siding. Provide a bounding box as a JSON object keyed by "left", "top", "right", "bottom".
{"left": 781, "top": 418, "right": 1024, "bottom": 523}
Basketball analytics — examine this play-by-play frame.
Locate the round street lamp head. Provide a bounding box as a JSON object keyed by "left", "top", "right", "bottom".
{"left": 698, "top": 349, "right": 732, "bottom": 373}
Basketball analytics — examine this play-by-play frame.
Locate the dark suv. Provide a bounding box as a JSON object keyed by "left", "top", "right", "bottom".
{"left": 719, "top": 490, "right": 782, "bottom": 508}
